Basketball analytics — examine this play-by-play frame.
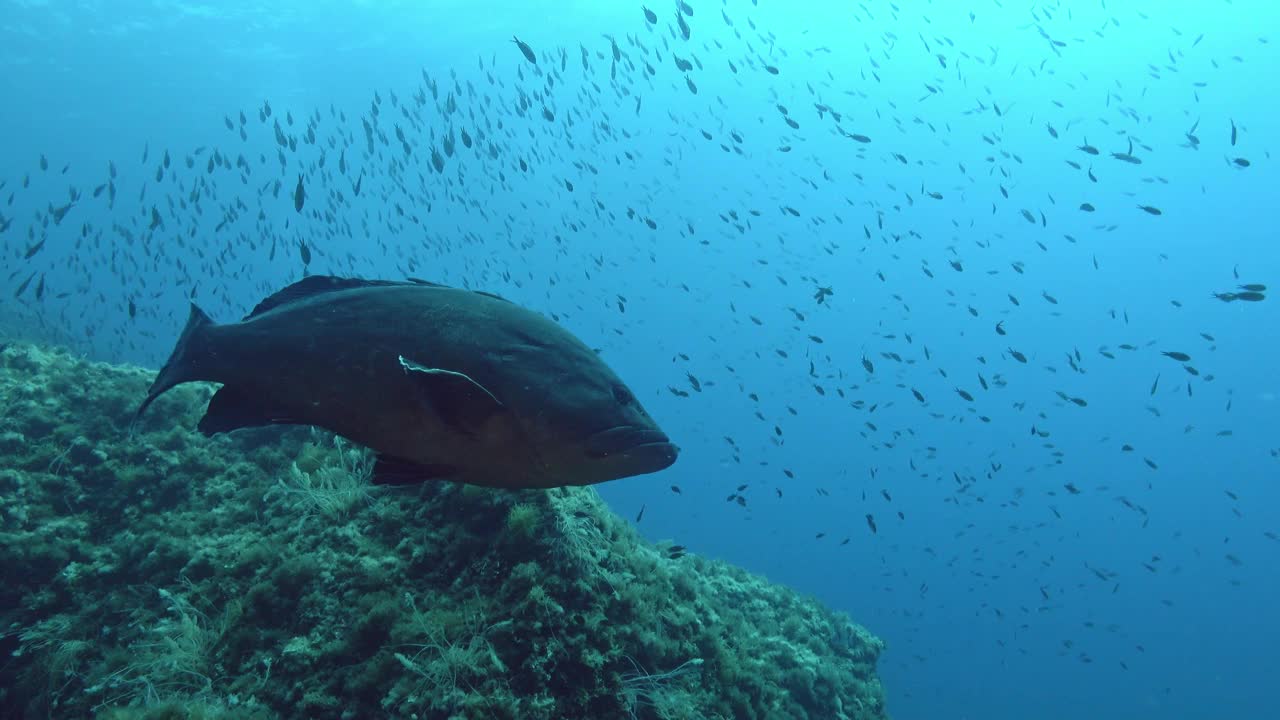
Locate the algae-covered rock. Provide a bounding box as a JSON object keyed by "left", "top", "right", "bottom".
{"left": 0, "top": 342, "right": 889, "bottom": 719}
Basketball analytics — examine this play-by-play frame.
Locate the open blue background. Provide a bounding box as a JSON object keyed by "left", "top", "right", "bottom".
{"left": 2, "top": 1, "right": 1277, "bottom": 718}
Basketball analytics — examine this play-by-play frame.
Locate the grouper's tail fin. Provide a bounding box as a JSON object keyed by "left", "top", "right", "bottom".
{"left": 132, "top": 303, "right": 215, "bottom": 429}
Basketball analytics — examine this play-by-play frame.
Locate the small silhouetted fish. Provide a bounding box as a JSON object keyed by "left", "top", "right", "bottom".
{"left": 1137, "top": 205, "right": 1162, "bottom": 215}
{"left": 13, "top": 271, "right": 35, "bottom": 298}
{"left": 1162, "top": 351, "right": 1191, "bottom": 362}
{"left": 642, "top": 6, "right": 657, "bottom": 23}
{"left": 512, "top": 36, "right": 536, "bottom": 64}
{"left": 293, "top": 174, "right": 305, "bottom": 213}
{"left": 1239, "top": 284, "right": 1266, "bottom": 292}
{"left": 676, "top": 10, "right": 691, "bottom": 39}
{"left": 1080, "top": 203, "right": 1095, "bottom": 212}
{"left": 135, "top": 277, "right": 677, "bottom": 489}
{"left": 865, "top": 514, "right": 878, "bottom": 534}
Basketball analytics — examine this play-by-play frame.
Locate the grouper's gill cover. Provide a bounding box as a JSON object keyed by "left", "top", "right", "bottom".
{"left": 134, "top": 276, "right": 679, "bottom": 489}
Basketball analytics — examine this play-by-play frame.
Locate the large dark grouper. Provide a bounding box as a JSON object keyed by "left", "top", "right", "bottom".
{"left": 134, "top": 276, "right": 679, "bottom": 488}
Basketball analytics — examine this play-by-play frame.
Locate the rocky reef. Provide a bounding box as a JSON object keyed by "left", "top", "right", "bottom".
{"left": 0, "top": 342, "right": 888, "bottom": 719}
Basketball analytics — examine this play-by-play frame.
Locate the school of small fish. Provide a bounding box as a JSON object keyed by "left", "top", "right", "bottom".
{"left": 1, "top": 0, "right": 1274, "bottom": 704}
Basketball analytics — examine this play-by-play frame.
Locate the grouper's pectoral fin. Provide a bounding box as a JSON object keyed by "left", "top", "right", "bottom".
{"left": 371, "top": 454, "right": 457, "bottom": 485}
{"left": 198, "top": 385, "right": 296, "bottom": 435}
{"left": 397, "top": 355, "right": 504, "bottom": 435}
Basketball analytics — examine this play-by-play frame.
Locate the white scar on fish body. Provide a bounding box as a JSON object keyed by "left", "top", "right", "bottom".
{"left": 398, "top": 355, "right": 502, "bottom": 406}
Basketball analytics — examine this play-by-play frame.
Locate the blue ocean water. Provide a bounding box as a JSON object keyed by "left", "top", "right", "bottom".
{"left": 2, "top": 1, "right": 1276, "bottom": 719}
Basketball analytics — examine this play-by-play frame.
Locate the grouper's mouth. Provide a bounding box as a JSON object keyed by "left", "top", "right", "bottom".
{"left": 585, "top": 425, "right": 680, "bottom": 472}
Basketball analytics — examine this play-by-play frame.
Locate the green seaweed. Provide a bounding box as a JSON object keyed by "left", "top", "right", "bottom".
{"left": 0, "top": 342, "right": 888, "bottom": 719}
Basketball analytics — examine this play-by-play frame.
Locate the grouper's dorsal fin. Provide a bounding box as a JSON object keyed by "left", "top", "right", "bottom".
{"left": 421, "top": 277, "right": 512, "bottom": 304}
{"left": 404, "top": 277, "right": 512, "bottom": 304}
{"left": 244, "top": 276, "right": 513, "bottom": 320}
{"left": 473, "top": 290, "right": 513, "bottom": 304}
{"left": 244, "top": 276, "right": 428, "bottom": 320}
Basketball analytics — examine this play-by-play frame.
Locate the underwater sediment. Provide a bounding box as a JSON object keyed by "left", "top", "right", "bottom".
{"left": 0, "top": 342, "right": 888, "bottom": 719}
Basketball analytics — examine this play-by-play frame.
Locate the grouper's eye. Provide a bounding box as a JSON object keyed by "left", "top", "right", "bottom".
{"left": 612, "top": 385, "right": 634, "bottom": 405}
